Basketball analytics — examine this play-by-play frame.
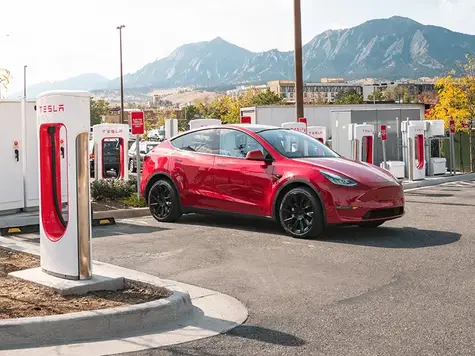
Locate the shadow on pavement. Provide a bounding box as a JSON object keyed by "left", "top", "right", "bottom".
{"left": 92, "top": 222, "right": 169, "bottom": 238}
{"left": 225, "top": 324, "right": 305, "bottom": 346}
{"left": 321, "top": 226, "right": 461, "bottom": 249}
{"left": 177, "top": 214, "right": 284, "bottom": 235}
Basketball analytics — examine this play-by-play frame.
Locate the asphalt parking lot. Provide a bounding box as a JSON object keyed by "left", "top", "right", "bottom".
{"left": 12, "top": 181, "right": 475, "bottom": 355}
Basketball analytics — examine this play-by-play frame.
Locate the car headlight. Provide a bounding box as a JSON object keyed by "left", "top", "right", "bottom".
{"left": 320, "top": 170, "right": 358, "bottom": 187}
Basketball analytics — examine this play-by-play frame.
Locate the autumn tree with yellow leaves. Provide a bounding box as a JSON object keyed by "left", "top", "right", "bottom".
{"left": 428, "top": 53, "right": 475, "bottom": 170}
{"left": 0, "top": 68, "right": 11, "bottom": 97}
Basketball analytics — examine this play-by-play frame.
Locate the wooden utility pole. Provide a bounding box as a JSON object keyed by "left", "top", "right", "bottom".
{"left": 293, "top": 0, "right": 304, "bottom": 121}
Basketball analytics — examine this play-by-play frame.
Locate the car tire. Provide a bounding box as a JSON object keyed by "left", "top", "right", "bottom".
{"left": 129, "top": 159, "right": 137, "bottom": 173}
{"left": 148, "top": 179, "right": 182, "bottom": 223}
{"left": 278, "top": 187, "right": 324, "bottom": 239}
{"left": 357, "top": 221, "right": 385, "bottom": 228}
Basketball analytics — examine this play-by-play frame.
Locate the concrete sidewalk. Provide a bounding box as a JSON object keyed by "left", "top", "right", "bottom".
{"left": 402, "top": 172, "right": 475, "bottom": 190}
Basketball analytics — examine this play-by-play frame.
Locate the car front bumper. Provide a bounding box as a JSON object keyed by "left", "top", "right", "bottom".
{"left": 324, "top": 184, "right": 405, "bottom": 224}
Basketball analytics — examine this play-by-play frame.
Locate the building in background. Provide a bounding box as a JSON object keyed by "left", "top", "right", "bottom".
{"left": 267, "top": 80, "right": 363, "bottom": 103}
{"left": 226, "top": 84, "right": 267, "bottom": 97}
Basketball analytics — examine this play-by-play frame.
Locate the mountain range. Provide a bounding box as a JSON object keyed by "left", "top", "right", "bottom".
{"left": 13, "top": 16, "right": 475, "bottom": 98}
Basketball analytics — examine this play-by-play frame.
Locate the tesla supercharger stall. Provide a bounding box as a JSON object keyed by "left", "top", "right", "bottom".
{"left": 189, "top": 118, "right": 222, "bottom": 130}
{"left": 424, "top": 120, "right": 447, "bottom": 176}
{"left": 91, "top": 124, "right": 129, "bottom": 181}
{"left": 349, "top": 123, "right": 374, "bottom": 164}
{"left": 37, "top": 90, "right": 92, "bottom": 280}
{"left": 165, "top": 119, "right": 179, "bottom": 139}
{"left": 402, "top": 120, "right": 426, "bottom": 181}
{"left": 307, "top": 126, "right": 327, "bottom": 144}
{"left": 281, "top": 122, "right": 307, "bottom": 133}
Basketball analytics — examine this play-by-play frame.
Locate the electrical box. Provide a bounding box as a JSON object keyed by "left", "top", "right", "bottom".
{"left": 425, "top": 120, "right": 445, "bottom": 137}
{"left": 0, "top": 101, "right": 24, "bottom": 213}
{"left": 430, "top": 157, "right": 447, "bottom": 175}
{"left": 381, "top": 161, "right": 405, "bottom": 179}
{"left": 188, "top": 118, "right": 221, "bottom": 131}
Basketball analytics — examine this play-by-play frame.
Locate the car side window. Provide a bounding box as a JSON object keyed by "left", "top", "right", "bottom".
{"left": 218, "top": 129, "right": 267, "bottom": 159}
{"left": 171, "top": 129, "right": 219, "bottom": 155}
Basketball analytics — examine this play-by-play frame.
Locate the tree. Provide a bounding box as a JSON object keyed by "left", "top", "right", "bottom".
{"left": 428, "top": 53, "right": 475, "bottom": 170}
{"left": 368, "top": 90, "right": 384, "bottom": 102}
{"left": 252, "top": 88, "right": 283, "bottom": 106}
{"left": 0, "top": 68, "right": 10, "bottom": 89}
{"left": 334, "top": 89, "right": 364, "bottom": 104}
{"left": 179, "top": 105, "right": 199, "bottom": 131}
{"left": 90, "top": 98, "right": 110, "bottom": 126}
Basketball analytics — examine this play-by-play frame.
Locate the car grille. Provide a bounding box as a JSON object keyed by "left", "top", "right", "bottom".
{"left": 362, "top": 206, "right": 404, "bottom": 220}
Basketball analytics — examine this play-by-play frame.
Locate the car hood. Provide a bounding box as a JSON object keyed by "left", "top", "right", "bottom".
{"left": 295, "top": 157, "right": 399, "bottom": 185}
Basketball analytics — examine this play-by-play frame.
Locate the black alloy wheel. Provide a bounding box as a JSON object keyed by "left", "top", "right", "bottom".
{"left": 148, "top": 180, "right": 182, "bottom": 222}
{"left": 278, "top": 187, "right": 324, "bottom": 239}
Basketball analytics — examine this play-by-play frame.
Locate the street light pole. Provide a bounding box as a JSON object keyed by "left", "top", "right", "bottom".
{"left": 117, "top": 25, "right": 126, "bottom": 124}
{"left": 293, "top": 0, "right": 304, "bottom": 121}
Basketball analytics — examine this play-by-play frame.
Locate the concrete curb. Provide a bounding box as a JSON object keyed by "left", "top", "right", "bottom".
{"left": 403, "top": 173, "right": 475, "bottom": 190}
{"left": 93, "top": 207, "right": 150, "bottom": 220}
{"left": 0, "top": 288, "right": 192, "bottom": 350}
{"left": 0, "top": 237, "right": 248, "bottom": 354}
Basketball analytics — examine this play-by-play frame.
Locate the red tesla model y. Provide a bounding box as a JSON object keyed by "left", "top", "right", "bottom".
{"left": 140, "top": 125, "right": 404, "bottom": 239}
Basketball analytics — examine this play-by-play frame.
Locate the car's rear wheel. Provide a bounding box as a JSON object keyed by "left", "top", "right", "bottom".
{"left": 357, "top": 221, "right": 385, "bottom": 228}
{"left": 278, "top": 187, "right": 324, "bottom": 239}
{"left": 148, "top": 180, "right": 181, "bottom": 222}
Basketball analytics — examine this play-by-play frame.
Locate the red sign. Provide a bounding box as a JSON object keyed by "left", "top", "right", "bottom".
{"left": 449, "top": 118, "right": 455, "bottom": 134}
{"left": 130, "top": 111, "right": 145, "bottom": 135}
{"left": 298, "top": 117, "right": 307, "bottom": 125}
{"left": 380, "top": 125, "right": 387, "bottom": 141}
{"left": 241, "top": 116, "right": 251, "bottom": 124}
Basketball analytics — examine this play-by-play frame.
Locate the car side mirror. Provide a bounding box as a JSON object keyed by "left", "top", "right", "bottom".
{"left": 245, "top": 149, "right": 265, "bottom": 161}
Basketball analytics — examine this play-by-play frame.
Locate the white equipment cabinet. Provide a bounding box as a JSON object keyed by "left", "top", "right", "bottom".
{"left": 0, "top": 101, "right": 25, "bottom": 212}
{"left": 188, "top": 118, "right": 221, "bottom": 131}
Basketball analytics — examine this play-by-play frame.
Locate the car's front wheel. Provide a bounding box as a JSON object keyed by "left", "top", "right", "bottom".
{"left": 278, "top": 187, "right": 324, "bottom": 239}
{"left": 148, "top": 179, "right": 182, "bottom": 223}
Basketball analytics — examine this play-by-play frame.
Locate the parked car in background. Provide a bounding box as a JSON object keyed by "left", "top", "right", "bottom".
{"left": 128, "top": 141, "right": 159, "bottom": 172}
{"left": 140, "top": 124, "right": 404, "bottom": 239}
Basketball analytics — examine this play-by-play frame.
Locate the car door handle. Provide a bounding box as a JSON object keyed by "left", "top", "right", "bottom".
{"left": 175, "top": 158, "right": 183, "bottom": 162}
{"left": 216, "top": 163, "right": 227, "bottom": 167}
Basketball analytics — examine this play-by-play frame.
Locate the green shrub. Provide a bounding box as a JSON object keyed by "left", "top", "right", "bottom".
{"left": 120, "top": 194, "right": 147, "bottom": 208}
{"left": 91, "top": 179, "right": 135, "bottom": 201}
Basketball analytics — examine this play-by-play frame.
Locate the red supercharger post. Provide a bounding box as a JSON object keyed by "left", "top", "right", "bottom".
{"left": 298, "top": 117, "right": 307, "bottom": 134}
{"left": 380, "top": 124, "right": 387, "bottom": 169}
{"left": 129, "top": 111, "right": 145, "bottom": 198}
{"left": 37, "top": 90, "right": 92, "bottom": 280}
{"left": 449, "top": 117, "right": 456, "bottom": 175}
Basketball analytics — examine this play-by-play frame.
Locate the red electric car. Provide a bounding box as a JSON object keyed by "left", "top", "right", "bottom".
{"left": 140, "top": 124, "right": 404, "bottom": 239}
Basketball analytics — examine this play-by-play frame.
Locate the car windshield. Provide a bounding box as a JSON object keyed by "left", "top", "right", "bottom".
{"left": 257, "top": 129, "right": 339, "bottom": 159}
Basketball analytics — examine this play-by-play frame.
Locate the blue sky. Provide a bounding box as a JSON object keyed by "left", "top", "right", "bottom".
{"left": 1, "top": 0, "right": 474, "bottom": 94}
